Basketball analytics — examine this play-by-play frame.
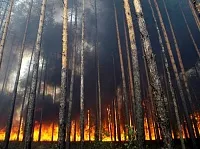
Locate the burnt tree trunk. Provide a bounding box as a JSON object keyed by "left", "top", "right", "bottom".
{"left": 123, "top": 0, "right": 144, "bottom": 147}
{"left": 23, "top": 0, "right": 47, "bottom": 148}
{"left": 113, "top": 0, "right": 129, "bottom": 139}
{"left": 178, "top": 1, "right": 200, "bottom": 58}
{"left": 123, "top": 14, "right": 135, "bottom": 128}
{"left": 133, "top": 0, "right": 172, "bottom": 148}
{"left": 153, "top": 0, "right": 197, "bottom": 148}
{"left": 4, "top": 0, "right": 33, "bottom": 148}
{"left": 66, "top": 0, "right": 77, "bottom": 147}
{"left": 112, "top": 54, "right": 121, "bottom": 141}
{"left": 17, "top": 45, "right": 35, "bottom": 141}
{"left": 58, "top": 0, "right": 68, "bottom": 148}
{"left": 80, "top": 0, "right": 85, "bottom": 148}
{"left": 162, "top": 0, "right": 199, "bottom": 143}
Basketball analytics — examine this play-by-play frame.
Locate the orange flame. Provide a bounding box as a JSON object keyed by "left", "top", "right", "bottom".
{"left": 0, "top": 110, "right": 200, "bottom": 142}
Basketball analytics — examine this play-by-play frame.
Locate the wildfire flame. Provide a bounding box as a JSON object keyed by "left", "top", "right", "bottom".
{"left": 0, "top": 109, "right": 200, "bottom": 142}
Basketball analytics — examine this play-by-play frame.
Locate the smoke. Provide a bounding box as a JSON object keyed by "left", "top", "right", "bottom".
{"left": 0, "top": 0, "right": 200, "bottom": 128}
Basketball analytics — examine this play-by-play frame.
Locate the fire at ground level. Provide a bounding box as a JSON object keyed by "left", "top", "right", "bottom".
{"left": 0, "top": 140, "right": 199, "bottom": 149}
{"left": 0, "top": 112, "right": 200, "bottom": 142}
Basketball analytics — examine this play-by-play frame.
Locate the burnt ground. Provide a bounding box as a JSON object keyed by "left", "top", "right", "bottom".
{"left": 0, "top": 139, "right": 198, "bottom": 149}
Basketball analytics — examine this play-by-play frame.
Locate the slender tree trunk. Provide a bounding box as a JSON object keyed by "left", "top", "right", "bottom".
{"left": 113, "top": 1, "right": 129, "bottom": 140}
{"left": 58, "top": 0, "right": 68, "bottom": 148}
{"left": 17, "top": 46, "right": 35, "bottom": 141}
{"left": 163, "top": 0, "right": 200, "bottom": 140}
{"left": 0, "top": 0, "right": 14, "bottom": 69}
{"left": 153, "top": 0, "right": 197, "bottom": 148}
{"left": 93, "top": 0, "right": 102, "bottom": 141}
{"left": 123, "top": 0, "right": 144, "bottom": 147}
{"left": 111, "top": 99, "right": 116, "bottom": 141}
{"left": 66, "top": 0, "right": 77, "bottom": 147}
{"left": 112, "top": 54, "right": 121, "bottom": 141}
{"left": 36, "top": 57, "right": 45, "bottom": 102}
{"left": 97, "top": 49, "right": 102, "bottom": 141}
{"left": 179, "top": 1, "right": 200, "bottom": 58}
{"left": 88, "top": 110, "right": 91, "bottom": 141}
{"left": 24, "top": 0, "right": 47, "bottom": 148}
{"left": 1, "top": 36, "right": 15, "bottom": 93}
{"left": 23, "top": 67, "right": 35, "bottom": 142}
{"left": 161, "top": 54, "right": 174, "bottom": 139}
{"left": 3, "top": 0, "right": 33, "bottom": 147}
{"left": 123, "top": 14, "right": 135, "bottom": 128}
{"left": 80, "top": 0, "right": 85, "bottom": 147}
{"left": 133, "top": 0, "right": 172, "bottom": 148}
{"left": 188, "top": 0, "right": 200, "bottom": 31}
{"left": 38, "top": 66, "right": 47, "bottom": 142}
{"left": 42, "top": 57, "right": 48, "bottom": 101}
{"left": 38, "top": 109, "right": 43, "bottom": 142}
{"left": 141, "top": 33, "right": 160, "bottom": 142}
{"left": 0, "top": 0, "right": 9, "bottom": 35}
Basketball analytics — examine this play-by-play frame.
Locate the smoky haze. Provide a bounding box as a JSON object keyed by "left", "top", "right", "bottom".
{"left": 0, "top": 0, "right": 199, "bottom": 128}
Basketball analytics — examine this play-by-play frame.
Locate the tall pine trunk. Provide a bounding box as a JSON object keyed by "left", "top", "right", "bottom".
{"left": 80, "top": 0, "right": 85, "bottom": 147}
{"left": 0, "top": 1, "right": 9, "bottom": 35}
{"left": 38, "top": 108, "right": 43, "bottom": 142}
{"left": 188, "top": 0, "right": 200, "bottom": 30}
{"left": 66, "top": 0, "right": 77, "bottom": 147}
{"left": 112, "top": 54, "right": 121, "bottom": 141}
{"left": 0, "top": 0, "right": 14, "bottom": 69}
{"left": 142, "top": 43, "right": 160, "bottom": 141}
{"left": 1, "top": 36, "right": 15, "bottom": 93}
{"left": 133, "top": 0, "right": 172, "bottom": 148}
{"left": 163, "top": 0, "right": 200, "bottom": 140}
{"left": 113, "top": 0, "right": 129, "bottom": 139}
{"left": 58, "top": 0, "right": 68, "bottom": 148}
{"left": 153, "top": 0, "right": 197, "bottom": 148}
{"left": 123, "top": 14, "right": 135, "bottom": 128}
{"left": 17, "top": 46, "right": 35, "bottom": 141}
{"left": 178, "top": 2, "right": 200, "bottom": 58}
{"left": 123, "top": 0, "right": 144, "bottom": 147}
{"left": 149, "top": 0, "right": 177, "bottom": 141}
{"left": 3, "top": 0, "right": 33, "bottom": 147}
{"left": 94, "top": 0, "right": 102, "bottom": 141}
{"left": 111, "top": 98, "right": 116, "bottom": 141}
{"left": 23, "top": 0, "right": 47, "bottom": 148}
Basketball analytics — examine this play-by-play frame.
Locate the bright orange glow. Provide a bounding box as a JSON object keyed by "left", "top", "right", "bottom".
{"left": 0, "top": 109, "right": 200, "bottom": 142}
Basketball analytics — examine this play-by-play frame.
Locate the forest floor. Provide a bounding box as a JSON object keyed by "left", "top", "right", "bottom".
{"left": 0, "top": 140, "right": 197, "bottom": 149}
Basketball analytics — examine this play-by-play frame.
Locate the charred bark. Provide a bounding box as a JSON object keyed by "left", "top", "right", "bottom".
{"left": 178, "top": 1, "right": 200, "bottom": 58}
{"left": 23, "top": 0, "right": 47, "bottom": 148}
{"left": 4, "top": 0, "right": 33, "bottom": 147}
{"left": 153, "top": 0, "right": 196, "bottom": 148}
{"left": 66, "top": 0, "right": 77, "bottom": 147}
{"left": 163, "top": 0, "right": 200, "bottom": 142}
{"left": 133, "top": 0, "right": 172, "bottom": 148}
{"left": 58, "top": 0, "right": 68, "bottom": 148}
{"left": 17, "top": 45, "right": 35, "bottom": 141}
{"left": 123, "top": 13, "right": 135, "bottom": 128}
{"left": 113, "top": 0, "right": 129, "bottom": 140}
{"left": 123, "top": 0, "right": 144, "bottom": 147}
{"left": 80, "top": 0, "right": 85, "bottom": 148}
